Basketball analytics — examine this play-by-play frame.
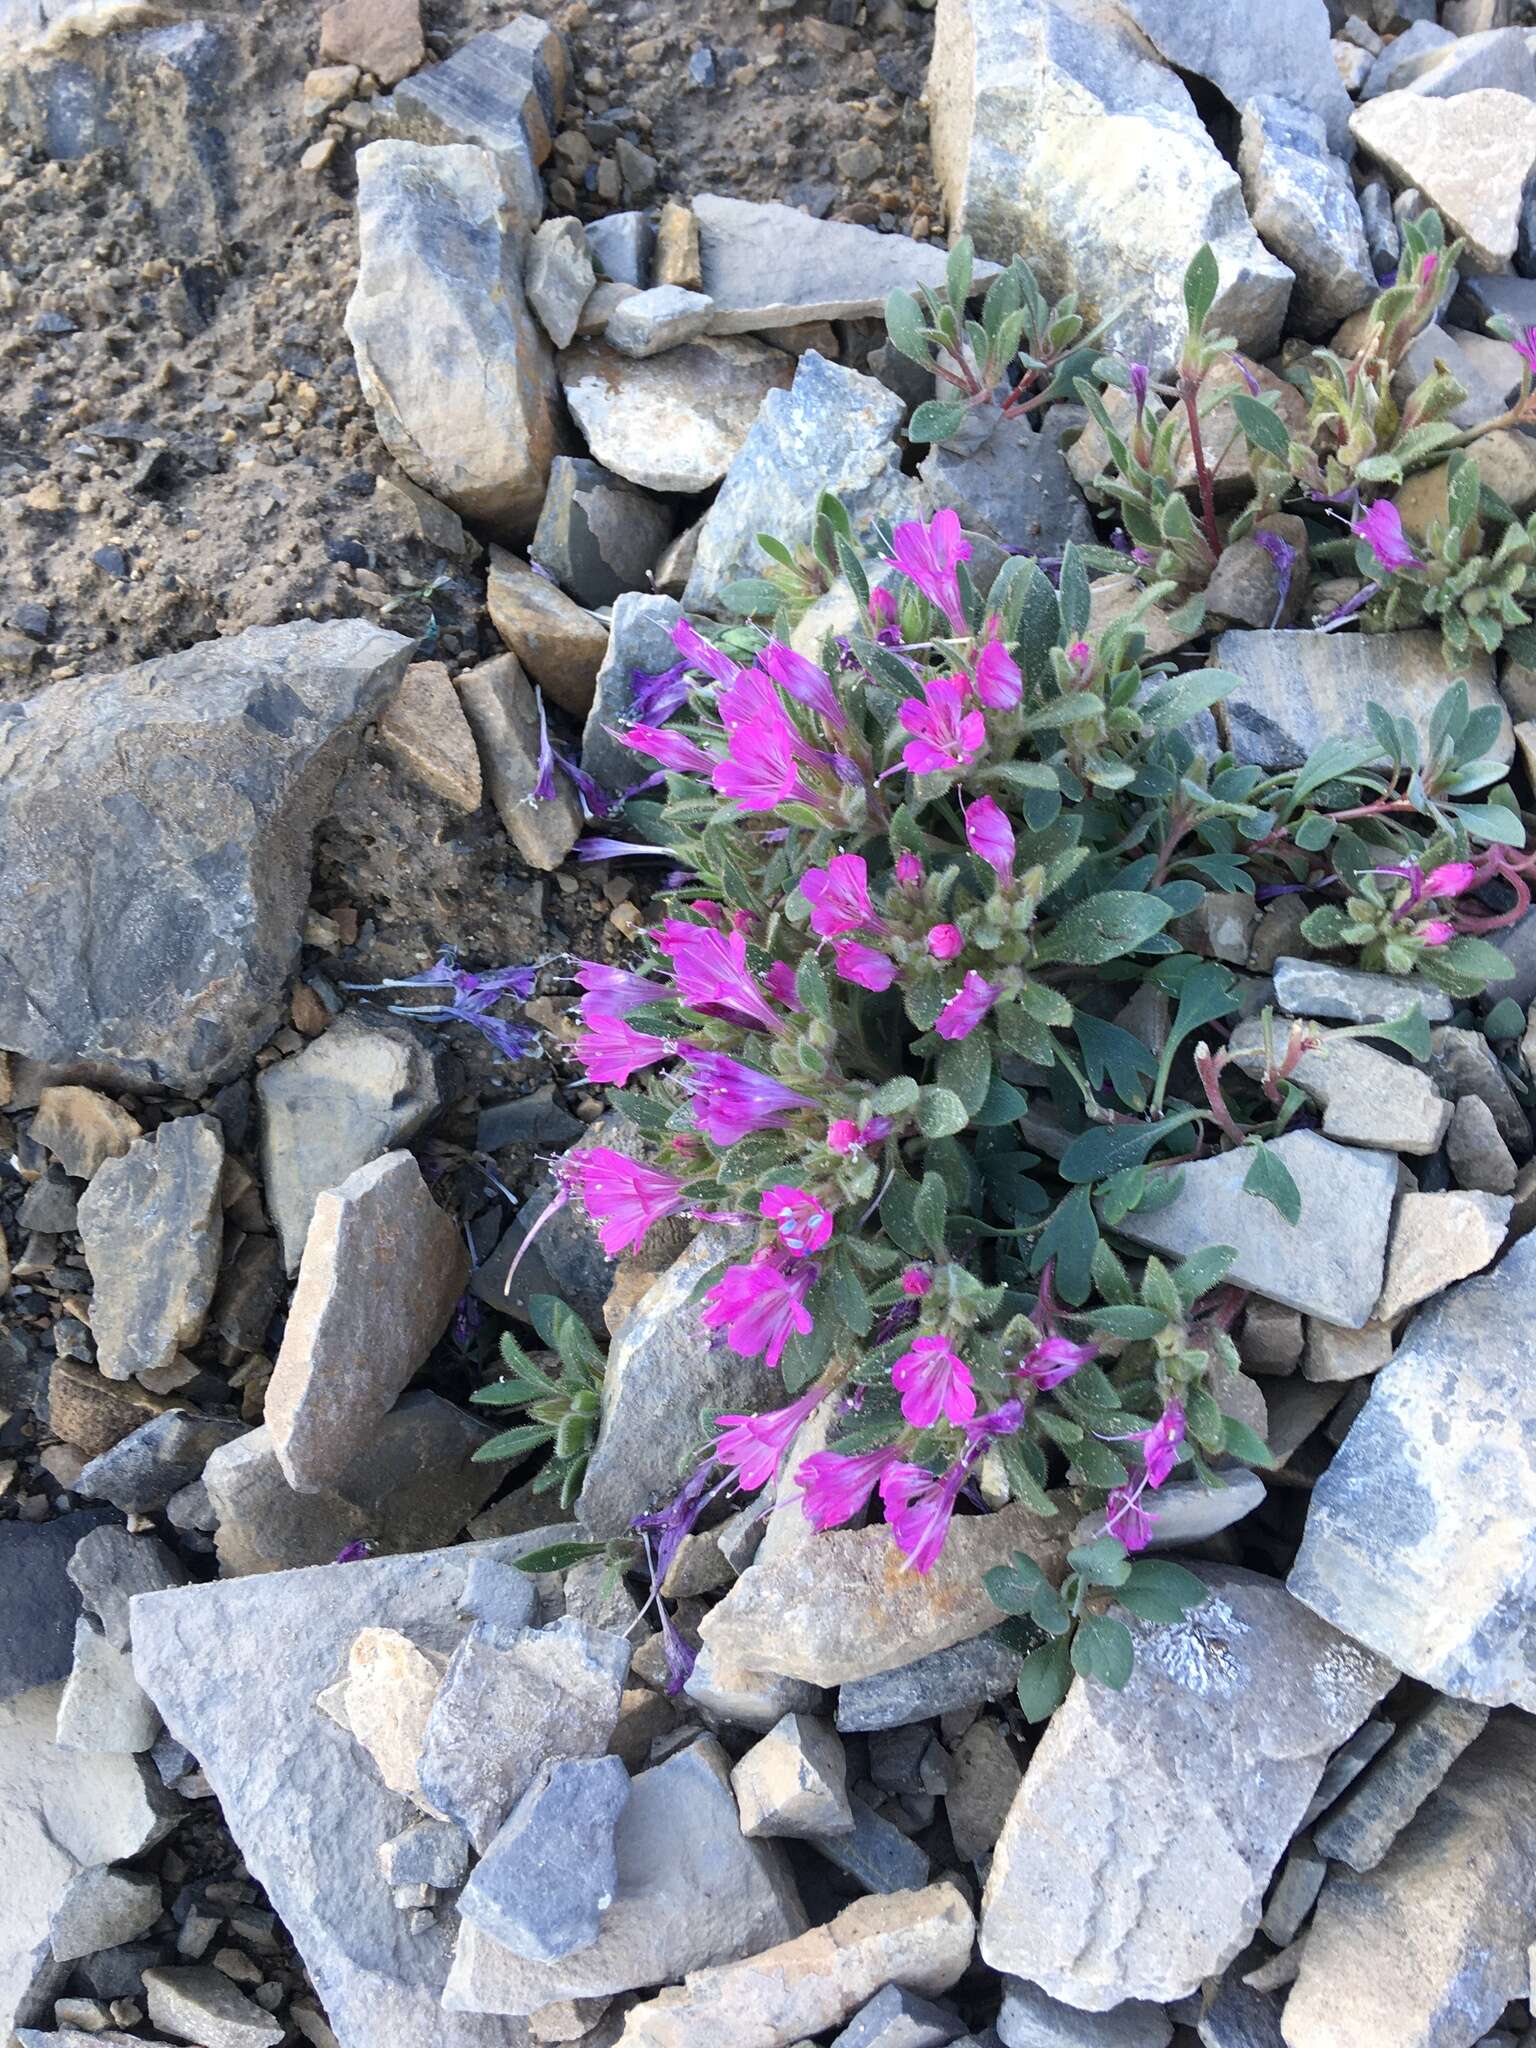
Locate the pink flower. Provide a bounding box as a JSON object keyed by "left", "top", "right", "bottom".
{"left": 567, "top": 1148, "right": 688, "bottom": 1256}
{"left": 714, "top": 1389, "right": 823, "bottom": 1492}
{"left": 1104, "top": 1486, "right": 1158, "bottom": 1552}
{"left": 1424, "top": 861, "right": 1478, "bottom": 898}
{"left": 927, "top": 924, "right": 964, "bottom": 963}
{"left": 884, "top": 509, "right": 971, "bottom": 632}
{"left": 935, "top": 970, "right": 1000, "bottom": 1041}
{"left": 1511, "top": 324, "right": 1536, "bottom": 378}
{"left": 796, "top": 1444, "right": 899, "bottom": 1531}
{"left": 681, "top": 1050, "right": 814, "bottom": 1146}
{"left": 880, "top": 1458, "right": 969, "bottom": 1573}
{"left": 834, "top": 940, "right": 896, "bottom": 991}
{"left": 1136, "top": 1402, "right": 1185, "bottom": 1490}
{"left": 802, "top": 854, "right": 879, "bottom": 938}
{"left": 576, "top": 1014, "right": 672, "bottom": 1085}
{"left": 1019, "top": 1335, "right": 1096, "bottom": 1390}
{"left": 575, "top": 962, "right": 667, "bottom": 1018}
{"left": 868, "top": 585, "right": 899, "bottom": 629}
{"left": 712, "top": 715, "right": 808, "bottom": 812}
{"left": 973, "top": 636, "right": 1022, "bottom": 710}
{"left": 1352, "top": 499, "right": 1421, "bottom": 575}
{"left": 900, "top": 677, "right": 987, "bottom": 776}
{"left": 891, "top": 1333, "right": 976, "bottom": 1429}
{"left": 827, "top": 1115, "right": 893, "bottom": 1154}
{"left": 671, "top": 617, "right": 741, "bottom": 685}
{"left": 659, "top": 921, "right": 782, "bottom": 1033}
{"left": 901, "top": 1266, "right": 931, "bottom": 1297}
{"left": 761, "top": 1184, "right": 835, "bottom": 1256}
{"left": 758, "top": 640, "right": 845, "bottom": 728}
{"left": 764, "top": 960, "right": 803, "bottom": 1011}
{"left": 702, "top": 1257, "right": 815, "bottom": 1372}
{"left": 895, "top": 853, "right": 924, "bottom": 887}
{"left": 965, "top": 795, "right": 1015, "bottom": 880}
{"left": 1420, "top": 919, "right": 1456, "bottom": 945}
{"left": 619, "top": 724, "right": 715, "bottom": 774}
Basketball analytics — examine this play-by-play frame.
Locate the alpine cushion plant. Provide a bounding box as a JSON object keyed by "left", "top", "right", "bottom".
{"left": 475, "top": 494, "right": 1525, "bottom": 1722}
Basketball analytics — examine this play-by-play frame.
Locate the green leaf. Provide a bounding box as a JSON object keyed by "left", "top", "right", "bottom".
{"left": 974, "top": 1073, "right": 1031, "bottom": 1126}
{"left": 1173, "top": 1243, "right": 1238, "bottom": 1307}
{"left": 1058, "top": 1111, "right": 1199, "bottom": 1185}
{"left": 997, "top": 1434, "right": 1059, "bottom": 1517}
{"left": 915, "top": 1171, "right": 950, "bottom": 1260}
{"left": 1058, "top": 544, "right": 1091, "bottom": 640}
{"left": 1071, "top": 1612, "right": 1135, "bottom": 1689}
{"left": 1183, "top": 244, "right": 1219, "bottom": 333}
{"left": 1035, "top": 892, "right": 1174, "bottom": 967}
{"left": 938, "top": 1031, "right": 994, "bottom": 1115}
{"left": 470, "top": 1377, "right": 552, "bottom": 1407}
{"left": 1230, "top": 392, "right": 1292, "bottom": 462}
{"left": 884, "top": 286, "right": 931, "bottom": 367}
{"left": 1350, "top": 1007, "right": 1431, "bottom": 1060}
{"left": 908, "top": 398, "right": 974, "bottom": 444}
{"left": 1117, "top": 1557, "right": 1209, "bottom": 1624}
{"left": 471, "top": 1423, "right": 556, "bottom": 1464}
{"left": 1070, "top": 1437, "right": 1129, "bottom": 1489}
{"left": 1242, "top": 1140, "right": 1301, "bottom": 1226}
{"left": 946, "top": 234, "right": 974, "bottom": 311}
{"left": 1139, "top": 669, "right": 1241, "bottom": 734}
{"left": 1449, "top": 801, "right": 1526, "bottom": 847}
{"left": 871, "top": 1074, "right": 921, "bottom": 1114}
{"left": 510, "top": 1539, "right": 611, "bottom": 1573}
{"left": 1088, "top": 1303, "right": 1172, "bottom": 1340}
{"left": 1222, "top": 1413, "right": 1277, "bottom": 1469}
{"left": 916, "top": 1086, "right": 970, "bottom": 1138}
{"left": 1485, "top": 996, "right": 1525, "bottom": 1039}
{"left": 1030, "top": 1184, "right": 1100, "bottom": 1305}
{"left": 1067, "top": 1536, "right": 1132, "bottom": 1587}
{"left": 796, "top": 952, "right": 833, "bottom": 1021}
{"left": 1075, "top": 1014, "right": 1159, "bottom": 1110}
{"left": 1017, "top": 1638, "right": 1074, "bottom": 1722}
{"left": 983, "top": 1551, "right": 1050, "bottom": 1615}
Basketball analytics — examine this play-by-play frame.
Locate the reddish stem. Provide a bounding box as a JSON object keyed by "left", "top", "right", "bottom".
{"left": 1194, "top": 1045, "right": 1247, "bottom": 1147}
{"left": 1179, "top": 373, "right": 1223, "bottom": 560}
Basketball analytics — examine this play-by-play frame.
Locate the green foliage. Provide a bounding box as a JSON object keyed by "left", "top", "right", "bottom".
{"left": 469, "top": 1301, "right": 606, "bottom": 1510}
{"left": 986, "top": 1542, "right": 1206, "bottom": 1714}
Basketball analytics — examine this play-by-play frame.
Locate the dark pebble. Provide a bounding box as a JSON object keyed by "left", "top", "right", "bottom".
{"left": 91, "top": 546, "right": 130, "bottom": 578}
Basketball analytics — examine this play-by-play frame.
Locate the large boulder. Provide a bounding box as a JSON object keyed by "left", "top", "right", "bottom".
{"left": 0, "top": 620, "right": 412, "bottom": 1093}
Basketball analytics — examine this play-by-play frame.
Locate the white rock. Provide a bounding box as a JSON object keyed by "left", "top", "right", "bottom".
{"left": 55, "top": 1621, "right": 161, "bottom": 1755}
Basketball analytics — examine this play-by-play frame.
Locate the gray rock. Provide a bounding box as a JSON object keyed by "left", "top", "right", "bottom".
{"left": 731, "top": 1714, "right": 853, "bottom": 1839}
{"left": 683, "top": 353, "right": 919, "bottom": 613}
{"left": 1193, "top": 1981, "right": 1283, "bottom": 2048}
{"left": 0, "top": 619, "right": 411, "bottom": 1093}
{"left": 1361, "top": 17, "right": 1456, "bottom": 96}
{"left": 1358, "top": 177, "right": 1399, "bottom": 278}
{"left": 1078, "top": 1470, "right": 1267, "bottom": 1550}
{"left": 267, "top": 1151, "right": 469, "bottom": 1492}
{"left": 345, "top": 142, "right": 561, "bottom": 541}
{"left": 1272, "top": 956, "right": 1453, "bottom": 1027}
{"left": 997, "top": 1980, "right": 1172, "bottom": 2048}
{"left": 1259, "top": 1840, "right": 1325, "bottom": 1946}
{"left": 1374, "top": 1188, "right": 1510, "bottom": 1322}
{"left": 946, "top": 1717, "right": 1022, "bottom": 1865}
{"left": 1426, "top": 1025, "right": 1531, "bottom": 1163}
{"left": 49, "top": 1866, "right": 162, "bottom": 1964}
{"left": 1116, "top": 1129, "right": 1397, "bottom": 1328}
{"left": 1212, "top": 629, "right": 1509, "bottom": 773}
{"left": 457, "top": 1554, "right": 539, "bottom": 1640}
{"left": 526, "top": 220, "right": 595, "bottom": 351}
{"left": 379, "top": 1817, "right": 470, "bottom": 1890}
{"left": 211, "top": 1233, "right": 285, "bottom": 1352}
{"left": 144, "top": 1966, "right": 284, "bottom": 2048}
{"left": 1401, "top": 24, "right": 1536, "bottom": 100}
{"left": 442, "top": 1739, "right": 805, "bottom": 2015}
{"left": 1313, "top": 1693, "right": 1490, "bottom": 1870}
{"left": 919, "top": 410, "right": 1093, "bottom": 555}
{"left": 1350, "top": 88, "right": 1536, "bottom": 274}
{"left": 458, "top": 651, "right": 584, "bottom": 872}
{"left": 417, "top": 1615, "right": 630, "bottom": 1851}
{"left": 585, "top": 211, "right": 652, "bottom": 286}
{"left": 1301, "top": 1714, "right": 1395, "bottom": 1828}
{"left": 836, "top": 1633, "right": 1023, "bottom": 1733}
{"left": 1226, "top": 1018, "right": 1451, "bottom": 1155}
{"left": 1238, "top": 96, "right": 1374, "bottom": 338}
{"left": 1291, "top": 1226, "right": 1536, "bottom": 1707}
{"left": 605, "top": 285, "right": 714, "bottom": 359}
{"left": 131, "top": 1540, "right": 557, "bottom": 2048}
{"left": 380, "top": 23, "right": 551, "bottom": 223}
{"left": 577, "top": 1225, "right": 760, "bottom": 1537}
{"left": 532, "top": 456, "right": 672, "bottom": 607}
{"left": 1302, "top": 1317, "right": 1393, "bottom": 1384}
{"left": 830, "top": 1984, "right": 966, "bottom": 2048}
{"left": 979, "top": 1566, "right": 1394, "bottom": 2009}
{"left": 1447, "top": 1094, "right": 1517, "bottom": 1194}
{"left": 813, "top": 1796, "right": 930, "bottom": 1895}
{"left": 580, "top": 592, "right": 684, "bottom": 796}
{"left": 55, "top": 1620, "right": 161, "bottom": 1754}
{"left": 1, "top": 1678, "right": 181, "bottom": 2040}
{"left": 66, "top": 1525, "right": 186, "bottom": 1651}
{"left": 559, "top": 336, "right": 794, "bottom": 495}
{"left": 1283, "top": 1717, "right": 1536, "bottom": 2048}
{"left": 76, "top": 1114, "right": 224, "bottom": 1382}
{"left": 74, "top": 1412, "right": 248, "bottom": 1516}
{"left": 927, "top": 0, "right": 1292, "bottom": 370}
{"left": 1116, "top": 0, "right": 1352, "bottom": 153}
{"left": 19, "top": 1171, "right": 77, "bottom": 1233}
{"left": 459, "top": 1754, "right": 630, "bottom": 1960}
{"left": 201, "top": 1395, "right": 500, "bottom": 1576}
{"left": 257, "top": 1013, "right": 447, "bottom": 1274}
{"left": 693, "top": 193, "right": 994, "bottom": 334}
{"left": 0, "top": 1511, "right": 111, "bottom": 1703}
{"left": 683, "top": 1646, "right": 823, "bottom": 1731}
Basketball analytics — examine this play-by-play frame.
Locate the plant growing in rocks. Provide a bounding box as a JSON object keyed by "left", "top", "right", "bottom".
{"left": 477, "top": 493, "right": 1524, "bottom": 1722}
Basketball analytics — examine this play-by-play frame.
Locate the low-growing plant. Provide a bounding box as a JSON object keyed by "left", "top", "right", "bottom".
{"left": 473, "top": 495, "right": 1529, "bottom": 1720}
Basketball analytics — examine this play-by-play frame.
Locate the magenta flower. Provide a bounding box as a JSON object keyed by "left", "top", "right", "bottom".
{"left": 758, "top": 640, "right": 845, "bottom": 728}
{"left": 1424, "top": 861, "right": 1478, "bottom": 898}
{"left": 935, "top": 970, "right": 1000, "bottom": 1041}
{"left": 702, "top": 1257, "right": 816, "bottom": 1371}
{"left": 880, "top": 1458, "right": 969, "bottom": 1573}
{"left": 1352, "top": 499, "right": 1421, "bottom": 575}
{"left": 965, "top": 795, "right": 1015, "bottom": 880}
{"left": 895, "top": 852, "right": 924, "bottom": 887}
{"left": 1129, "top": 361, "right": 1149, "bottom": 418}
{"left": 576, "top": 1013, "right": 672, "bottom": 1085}
{"left": 796, "top": 1443, "right": 899, "bottom": 1531}
{"left": 900, "top": 676, "right": 987, "bottom": 776}
{"left": 1104, "top": 1486, "right": 1158, "bottom": 1552}
{"left": 671, "top": 617, "right": 741, "bottom": 685}
{"left": 681, "top": 1050, "right": 814, "bottom": 1145}
{"left": 764, "top": 960, "right": 803, "bottom": 1011}
{"left": 619, "top": 723, "right": 715, "bottom": 774}
{"left": 834, "top": 940, "right": 896, "bottom": 992}
{"left": 713, "top": 1388, "right": 823, "bottom": 1492}
{"left": 891, "top": 1333, "right": 976, "bottom": 1429}
{"left": 1136, "top": 1402, "right": 1186, "bottom": 1490}
{"left": 827, "top": 1114, "right": 893, "bottom": 1155}
{"left": 927, "top": 924, "right": 964, "bottom": 963}
{"left": 575, "top": 962, "right": 667, "bottom": 1018}
{"left": 901, "top": 1266, "right": 932, "bottom": 1297}
{"left": 973, "top": 637, "right": 1022, "bottom": 710}
{"left": 1019, "top": 1335, "right": 1096, "bottom": 1390}
{"left": 566, "top": 1148, "right": 689, "bottom": 1255}
{"left": 761, "top": 1183, "right": 835, "bottom": 1256}
{"left": 1511, "top": 325, "right": 1536, "bottom": 378}
{"left": 630, "top": 659, "right": 693, "bottom": 726}
{"left": 1420, "top": 919, "right": 1456, "bottom": 945}
{"left": 659, "top": 921, "right": 782, "bottom": 1033}
{"left": 868, "top": 585, "right": 899, "bottom": 630}
{"left": 712, "top": 715, "right": 808, "bottom": 812}
{"left": 884, "top": 509, "right": 971, "bottom": 632}
{"left": 802, "top": 853, "right": 879, "bottom": 938}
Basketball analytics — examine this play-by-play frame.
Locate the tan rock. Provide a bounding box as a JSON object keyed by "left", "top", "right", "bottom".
{"left": 1085, "top": 574, "right": 1200, "bottom": 661}
{"left": 1396, "top": 431, "right": 1536, "bottom": 543}
{"left": 698, "top": 1502, "right": 1068, "bottom": 1687}
{"left": 1069, "top": 359, "right": 1306, "bottom": 506}
{"left": 1303, "top": 1318, "right": 1394, "bottom": 1383}
{"left": 457, "top": 652, "right": 582, "bottom": 873}
{"left": 731, "top": 1713, "right": 852, "bottom": 1839}
{"left": 30, "top": 1085, "right": 142, "bottom": 1180}
{"left": 318, "top": 0, "right": 423, "bottom": 85}
{"left": 1374, "top": 1189, "right": 1511, "bottom": 1323}
{"left": 947, "top": 1715, "right": 1021, "bottom": 1864}
{"left": 653, "top": 200, "right": 701, "bottom": 290}
{"left": 300, "top": 135, "right": 338, "bottom": 175}
{"left": 343, "top": 1626, "right": 448, "bottom": 1813}
{"left": 302, "top": 62, "right": 360, "bottom": 116}
{"left": 615, "top": 1882, "right": 976, "bottom": 2048}
{"left": 1350, "top": 88, "right": 1536, "bottom": 272}
{"left": 378, "top": 661, "right": 482, "bottom": 811}
{"left": 48, "top": 1358, "right": 180, "bottom": 1459}
{"left": 487, "top": 547, "right": 608, "bottom": 716}
{"left": 267, "top": 1151, "right": 468, "bottom": 1492}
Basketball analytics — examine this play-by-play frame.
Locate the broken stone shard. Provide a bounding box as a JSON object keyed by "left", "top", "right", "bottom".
{"left": 1350, "top": 88, "right": 1536, "bottom": 273}
{"left": 558, "top": 337, "right": 794, "bottom": 496}
{"left": 731, "top": 1713, "right": 853, "bottom": 1840}
{"left": 458, "top": 1754, "right": 631, "bottom": 1960}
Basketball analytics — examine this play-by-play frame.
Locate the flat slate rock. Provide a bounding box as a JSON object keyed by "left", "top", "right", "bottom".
{"left": 558, "top": 336, "right": 794, "bottom": 495}
{"left": 457, "top": 1753, "right": 630, "bottom": 1960}
{"left": 73, "top": 1412, "right": 248, "bottom": 1516}
{"left": 0, "top": 619, "right": 411, "bottom": 1093}
{"left": 130, "top": 1541, "right": 549, "bottom": 2048}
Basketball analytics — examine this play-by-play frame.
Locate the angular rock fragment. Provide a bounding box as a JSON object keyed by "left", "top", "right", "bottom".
{"left": 1290, "top": 1229, "right": 1536, "bottom": 1709}
{"left": 606, "top": 285, "right": 714, "bottom": 359}
{"left": 527, "top": 219, "right": 595, "bottom": 350}
{"left": 1238, "top": 97, "right": 1374, "bottom": 338}
{"left": 1426, "top": 1025, "right": 1531, "bottom": 1162}
{"left": 73, "top": 1412, "right": 247, "bottom": 1516}
{"left": 731, "top": 1713, "right": 852, "bottom": 1839}
{"left": 1272, "top": 957, "right": 1452, "bottom": 1027}
{"left": 54, "top": 1618, "right": 161, "bottom": 1756}
{"left": 1116, "top": 0, "right": 1352, "bottom": 153}
{"left": 346, "top": 142, "right": 562, "bottom": 538}
{"left": 836, "top": 1632, "right": 1022, "bottom": 1733}
{"left": 144, "top": 1965, "right": 285, "bottom": 2048}
{"left": 1227, "top": 1019, "right": 1450, "bottom": 1155}
{"left": 814, "top": 1795, "right": 931, "bottom": 1894}
{"left": 532, "top": 456, "right": 672, "bottom": 607}
{"left": 268, "top": 1152, "right": 467, "bottom": 1491}
{"left": 1373, "top": 1189, "right": 1509, "bottom": 1322}
{"left": 580, "top": 592, "right": 684, "bottom": 796}
{"left": 377, "top": 661, "right": 483, "bottom": 812}
{"left": 1312, "top": 1693, "right": 1490, "bottom": 1871}
{"left": 487, "top": 547, "right": 609, "bottom": 717}
{"left": 341, "top": 1626, "right": 447, "bottom": 1812}
{"left": 0, "top": 1512, "right": 111, "bottom": 1704}
{"left": 49, "top": 1866, "right": 162, "bottom": 1964}
{"left": 29, "top": 1087, "right": 141, "bottom": 1181}
{"left": 66, "top": 1526, "right": 186, "bottom": 1652}
{"left": 683, "top": 1646, "right": 822, "bottom": 1731}
{"left": 979, "top": 1566, "right": 1394, "bottom": 2008}
{"left": 381, "top": 22, "right": 551, "bottom": 222}
{"left": 1446, "top": 1094, "right": 1517, "bottom": 1194}
{"left": 458, "top": 1754, "right": 630, "bottom": 1959}
{"left": 919, "top": 410, "right": 1093, "bottom": 556}
{"left": 586, "top": 211, "right": 652, "bottom": 285}
{"left": 559, "top": 337, "right": 793, "bottom": 496}
{"left": 947, "top": 1717, "right": 1022, "bottom": 1865}
{"left": 997, "top": 1979, "right": 1172, "bottom": 2047}
{"left": 458, "top": 651, "right": 583, "bottom": 871}
{"left": 1350, "top": 88, "right": 1536, "bottom": 272}
{"left": 319, "top": 0, "right": 422, "bottom": 86}
{"left": 379, "top": 1817, "right": 469, "bottom": 1890}
{"left": 830, "top": 1985, "right": 966, "bottom": 2048}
